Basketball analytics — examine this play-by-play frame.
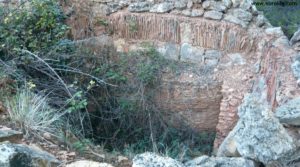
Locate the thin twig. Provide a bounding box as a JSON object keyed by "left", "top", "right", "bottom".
{"left": 22, "top": 49, "right": 73, "bottom": 97}
{"left": 53, "top": 67, "right": 117, "bottom": 87}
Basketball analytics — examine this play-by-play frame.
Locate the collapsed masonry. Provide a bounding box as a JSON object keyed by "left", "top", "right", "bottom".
{"left": 58, "top": 0, "right": 300, "bottom": 151}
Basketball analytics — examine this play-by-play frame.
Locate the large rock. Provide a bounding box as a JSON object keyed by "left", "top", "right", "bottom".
{"left": 224, "top": 9, "right": 252, "bottom": 27}
{"left": 203, "top": 10, "right": 223, "bottom": 20}
{"left": 202, "top": 1, "right": 227, "bottom": 12}
{"left": 180, "top": 43, "right": 205, "bottom": 63}
{"left": 217, "top": 81, "right": 298, "bottom": 165}
{"left": 132, "top": 152, "right": 184, "bottom": 167}
{"left": 191, "top": 9, "right": 204, "bottom": 17}
{"left": 66, "top": 160, "right": 114, "bottom": 167}
{"left": 128, "top": 2, "right": 152, "bottom": 12}
{"left": 291, "top": 54, "right": 300, "bottom": 83}
{"left": 132, "top": 152, "right": 258, "bottom": 167}
{"left": 0, "top": 143, "right": 60, "bottom": 167}
{"left": 150, "top": 2, "right": 174, "bottom": 13}
{"left": 223, "top": 15, "right": 247, "bottom": 28}
{"left": 174, "top": 0, "right": 187, "bottom": 9}
{"left": 230, "top": 9, "right": 252, "bottom": 22}
{"left": 290, "top": 28, "right": 300, "bottom": 45}
{"left": 275, "top": 97, "right": 300, "bottom": 126}
{"left": 185, "top": 155, "right": 257, "bottom": 167}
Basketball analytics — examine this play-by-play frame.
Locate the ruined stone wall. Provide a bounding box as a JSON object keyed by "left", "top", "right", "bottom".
{"left": 60, "top": 0, "right": 300, "bottom": 151}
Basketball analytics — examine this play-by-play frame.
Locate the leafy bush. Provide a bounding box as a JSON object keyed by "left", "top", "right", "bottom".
{"left": 254, "top": 0, "right": 300, "bottom": 38}
{"left": 0, "top": 0, "right": 68, "bottom": 57}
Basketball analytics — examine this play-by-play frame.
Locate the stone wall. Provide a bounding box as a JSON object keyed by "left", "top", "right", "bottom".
{"left": 59, "top": 0, "right": 300, "bottom": 151}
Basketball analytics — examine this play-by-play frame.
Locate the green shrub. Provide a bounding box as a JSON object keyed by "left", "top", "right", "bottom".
{"left": 0, "top": 0, "right": 68, "bottom": 57}
{"left": 254, "top": 0, "right": 300, "bottom": 38}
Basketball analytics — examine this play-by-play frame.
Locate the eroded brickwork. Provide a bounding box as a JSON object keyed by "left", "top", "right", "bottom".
{"left": 60, "top": 0, "right": 299, "bottom": 151}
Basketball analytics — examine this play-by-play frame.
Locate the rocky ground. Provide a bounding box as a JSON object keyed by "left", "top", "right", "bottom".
{"left": 0, "top": 106, "right": 132, "bottom": 167}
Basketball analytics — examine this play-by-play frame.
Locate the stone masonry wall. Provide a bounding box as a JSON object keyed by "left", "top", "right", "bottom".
{"left": 59, "top": 0, "right": 300, "bottom": 151}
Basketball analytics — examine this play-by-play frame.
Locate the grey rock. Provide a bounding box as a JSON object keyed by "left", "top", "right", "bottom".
{"left": 239, "top": 0, "right": 253, "bottom": 10}
{"left": 174, "top": 0, "right": 187, "bottom": 9}
{"left": 150, "top": 2, "right": 174, "bottom": 13}
{"left": 223, "top": 9, "right": 252, "bottom": 28}
{"left": 132, "top": 152, "right": 184, "bottom": 167}
{"left": 170, "top": 9, "right": 182, "bottom": 15}
{"left": 202, "top": 1, "right": 227, "bottom": 12}
{"left": 0, "top": 129, "right": 22, "bottom": 143}
{"left": 205, "top": 59, "right": 219, "bottom": 66}
{"left": 158, "top": 43, "right": 180, "bottom": 60}
{"left": 273, "top": 36, "right": 290, "bottom": 48}
{"left": 108, "top": 2, "right": 122, "bottom": 13}
{"left": 255, "top": 14, "right": 267, "bottom": 27}
{"left": 185, "top": 155, "right": 257, "bottom": 167}
{"left": 204, "top": 10, "right": 223, "bottom": 20}
{"left": 187, "top": 1, "right": 193, "bottom": 8}
{"left": 293, "top": 42, "right": 300, "bottom": 52}
{"left": 222, "top": 0, "right": 232, "bottom": 8}
{"left": 218, "top": 83, "right": 297, "bottom": 165}
{"left": 250, "top": 5, "right": 258, "bottom": 15}
{"left": 119, "top": 0, "right": 130, "bottom": 8}
{"left": 180, "top": 43, "right": 204, "bottom": 63}
{"left": 193, "top": 0, "right": 202, "bottom": 3}
{"left": 276, "top": 97, "right": 300, "bottom": 126}
{"left": 0, "top": 143, "right": 60, "bottom": 167}
{"left": 231, "top": 0, "right": 240, "bottom": 7}
{"left": 182, "top": 9, "right": 192, "bottom": 16}
{"left": 290, "top": 29, "right": 300, "bottom": 45}
{"left": 66, "top": 160, "right": 114, "bottom": 167}
{"left": 265, "top": 27, "right": 285, "bottom": 37}
{"left": 230, "top": 9, "right": 252, "bottom": 22}
{"left": 228, "top": 53, "right": 245, "bottom": 65}
{"left": 231, "top": 0, "right": 253, "bottom": 10}
{"left": 128, "top": 2, "right": 152, "bottom": 12}
{"left": 191, "top": 9, "right": 204, "bottom": 17}
{"left": 292, "top": 54, "right": 300, "bottom": 80}
{"left": 224, "top": 14, "right": 248, "bottom": 28}
{"left": 205, "top": 50, "right": 222, "bottom": 59}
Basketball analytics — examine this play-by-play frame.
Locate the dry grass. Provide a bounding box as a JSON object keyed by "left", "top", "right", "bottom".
{"left": 6, "top": 87, "right": 65, "bottom": 138}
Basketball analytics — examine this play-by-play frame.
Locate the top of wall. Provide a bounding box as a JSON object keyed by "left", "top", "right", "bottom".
{"left": 91, "top": 0, "right": 272, "bottom": 29}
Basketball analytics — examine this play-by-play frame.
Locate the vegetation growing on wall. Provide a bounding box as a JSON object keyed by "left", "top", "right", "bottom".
{"left": 0, "top": 0, "right": 215, "bottom": 161}
{"left": 254, "top": 0, "right": 300, "bottom": 38}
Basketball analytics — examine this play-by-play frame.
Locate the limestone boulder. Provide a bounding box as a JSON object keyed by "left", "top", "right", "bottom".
{"left": 290, "top": 28, "right": 300, "bottom": 45}
{"left": 202, "top": 1, "right": 227, "bottom": 12}
{"left": 174, "top": 0, "right": 187, "bottom": 9}
{"left": 66, "top": 160, "right": 114, "bottom": 167}
{"left": 128, "top": 2, "right": 152, "bottom": 12}
{"left": 180, "top": 43, "right": 204, "bottom": 62}
{"left": 185, "top": 155, "right": 257, "bottom": 167}
{"left": 292, "top": 54, "right": 300, "bottom": 83}
{"left": 132, "top": 152, "right": 258, "bottom": 167}
{"left": 218, "top": 81, "right": 299, "bottom": 165}
{"left": 0, "top": 143, "right": 60, "bottom": 167}
{"left": 191, "top": 9, "right": 204, "bottom": 17}
{"left": 132, "top": 152, "right": 184, "bottom": 167}
{"left": 275, "top": 97, "right": 300, "bottom": 126}
{"left": 150, "top": 2, "right": 174, "bottom": 13}
{"left": 203, "top": 10, "right": 223, "bottom": 20}
{"left": 224, "top": 9, "right": 252, "bottom": 27}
